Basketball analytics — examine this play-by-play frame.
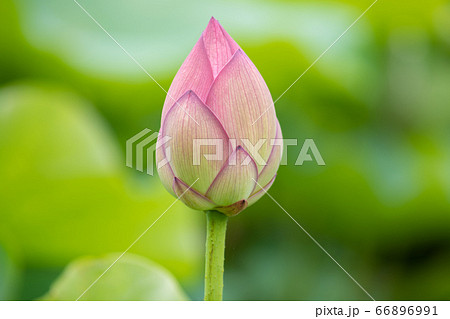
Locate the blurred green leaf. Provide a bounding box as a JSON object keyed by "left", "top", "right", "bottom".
{"left": 0, "top": 229, "right": 22, "bottom": 300}
{"left": 42, "top": 253, "right": 188, "bottom": 301}
{"left": 0, "top": 83, "right": 203, "bottom": 281}
{"left": 0, "top": 246, "right": 15, "bottom": 300}
{"left": 14, "top": 0, "right": 373, "bottom": 85}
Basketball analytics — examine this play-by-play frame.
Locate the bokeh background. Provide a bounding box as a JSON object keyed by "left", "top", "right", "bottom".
{"left": 1, "top": 0, "right": 449, "bottom": 300}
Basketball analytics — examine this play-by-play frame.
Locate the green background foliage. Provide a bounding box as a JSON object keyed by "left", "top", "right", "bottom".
{"left": 0, "top": 0, "right": 449, "bottom": 300}
{"left": 42, "top": 254, "right": 188, "bottom": 301}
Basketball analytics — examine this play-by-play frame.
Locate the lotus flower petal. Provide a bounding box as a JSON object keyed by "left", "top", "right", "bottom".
{"left": 161, "top": 91, "right": 230, "bottom": 194}
{"left": 206, "top": 50, "right": 277, "bottom": 173}
{"left": 247, "top": 175, "right": 276, "bottom": 207}
{"left": 173, "top": 178, "right": 216, "bottom": 211}
{"left": 155, "top": 140, "right": 176, "bottom": 197}
{"left": 216, "top": 199, "right": 248, "bottom": 217}
{"left": 216, "top": 22, "right": 240, "bottom": 54}
{"left": 161, "top": 37, "right": 214, "bottom": 122}
{"left": 253, "top": 121, "right": 283, "bottom": 194}
{"left": 202, "top": 17, "right": 240, "bottom": 78}
{"left": 205, "top": 146, "right": 258, "bottom": 206}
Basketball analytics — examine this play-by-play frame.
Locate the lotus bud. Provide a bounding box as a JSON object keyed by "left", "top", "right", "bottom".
{"left": 156, "top": 17, "right": 282, "bottom": 216}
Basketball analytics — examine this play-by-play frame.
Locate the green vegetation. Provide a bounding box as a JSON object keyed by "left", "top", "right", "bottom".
{"left": 0, "top": 0, "right": 449, "bottom": 300}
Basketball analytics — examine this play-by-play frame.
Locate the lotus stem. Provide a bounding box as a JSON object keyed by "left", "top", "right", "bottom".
{"left": 204, "top": 210, "right": 228, "bottom": 301}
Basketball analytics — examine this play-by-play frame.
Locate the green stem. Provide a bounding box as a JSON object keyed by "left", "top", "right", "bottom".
{"left": 204, "top": 210, "right": 228, "bottom": 301}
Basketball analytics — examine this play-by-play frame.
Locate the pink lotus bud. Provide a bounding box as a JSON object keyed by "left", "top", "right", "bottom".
{"left": 156, "top": 17, "right": 282, "bottom": 216}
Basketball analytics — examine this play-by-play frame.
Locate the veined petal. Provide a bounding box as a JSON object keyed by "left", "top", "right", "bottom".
{"left": 253, "top": 120, "right": 283, "bottom": 194}
{"left": 161, "top": 37, "right": 214, "bottom": 122}
{"left": 161, "top": 91, "right": 230, "bottom": 194}
{"left": 155, "top": 136, "right": 176, "bottom": 197}
{"left": 173, "top": 178, "right": 216, "bottom": 211}
{"left": 205, "top": 146, "right": 258, "bottom": 206}
{"left": 206, "top": 50, "right": 277, "bottom": 173}
{"left": 202, "top": 17, "right": 240, "bottom": 78}
{"left": 247, "top": 175, "right": 276, "bottom": 207}
{"left": 219, "top": 22, "right": 240, "bottom": 55}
